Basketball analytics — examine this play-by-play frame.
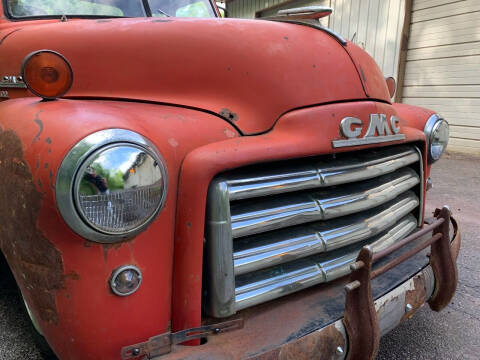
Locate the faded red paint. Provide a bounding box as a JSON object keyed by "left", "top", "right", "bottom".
{"left": 1, "top": 17, "right": 377, "bottom": 134}
{"left": 0, "top": 6, "right": 458, "bottom": 360}
{"left": 0, "top": 98, "right": 239, "bottom": 359}
{"left": 173, "top": 100, "right": 428, "bottom": 333}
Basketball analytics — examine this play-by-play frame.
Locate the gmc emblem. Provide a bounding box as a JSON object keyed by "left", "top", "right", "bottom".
{"left": 332, "top": 114, "right": 406, "bottom": 148}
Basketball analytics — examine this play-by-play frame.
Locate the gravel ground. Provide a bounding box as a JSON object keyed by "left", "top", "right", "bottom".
{"left": 0, "top": 152, "right": 478, "bottom": 360}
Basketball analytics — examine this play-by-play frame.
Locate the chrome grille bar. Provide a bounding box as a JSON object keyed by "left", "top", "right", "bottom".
{"left": 231, "top": 167, "right": 419, "bottom": 238}
{"left": 233, "top": 192, "right": 419, "bottom": 275}
{"left": 205, "top": 145, "right": 424, "bottom": 318}
{"left": 235, "top": 215, "right": 418, "bottom": 311}
{"left": 227, "top": 146, "right": 419, "bottom": 200}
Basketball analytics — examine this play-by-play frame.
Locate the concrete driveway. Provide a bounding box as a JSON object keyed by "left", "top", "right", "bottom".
{"left": 0, "top": 152, "right": 479, "bottom": 360}
{"left": 377, "top": 152, "right": 480, "bottom": 360}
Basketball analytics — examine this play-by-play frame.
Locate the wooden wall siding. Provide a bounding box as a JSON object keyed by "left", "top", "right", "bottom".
{"left": 402, "top": 0, "right": 480, "bottom": 153}
{"left": 328, "top": 0, "right": 405, "bottom": 78}
{"left": 226, "top": 0, "right": 405, "bottom": 78}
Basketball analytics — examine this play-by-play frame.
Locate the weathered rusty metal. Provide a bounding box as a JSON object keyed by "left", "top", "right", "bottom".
{"left": 372, "top": 219, "right": 444, "bottom": 262}
{"left": 450, "top": 215, "right": 461, "bottom": 260}
{"left": 402, "top": 275, "right": 427, "bottom": 322}
{"left": 371, "top": 233, "right": 442, "bottom": 279}
{"left": 428, "top": 207, "right": 458, "bottom": 311}
{"left": 343, "top": 247, "right": 379, "bottom": 360}
{"left": 343, "top": 208, "right": 458, "bottom": 360}
{"left": 249, "top": 323, "right": 346, "bottom": 360}
{"left": 121, "top": 319, "right": 244, "bottom": 359}
{"left": 0, "top": 129, "right": 64, "bottom": 325}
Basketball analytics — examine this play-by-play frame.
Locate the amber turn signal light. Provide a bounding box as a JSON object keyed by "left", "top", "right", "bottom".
{"left": 21, "top": 50, "right": 73, "bottom": 100}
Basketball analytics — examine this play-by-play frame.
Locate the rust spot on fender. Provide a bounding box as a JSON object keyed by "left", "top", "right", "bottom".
{"left": 32, "top": 111, "right": 44, "bottom": 144}
{"left": 0, "top": 130, "right": 64, "bottom": 325}
{"left": 219, "top": 108, "right": 239, "bottom": 123}
{"left": 102, "top": 242, "right": 123, "bottom": 263}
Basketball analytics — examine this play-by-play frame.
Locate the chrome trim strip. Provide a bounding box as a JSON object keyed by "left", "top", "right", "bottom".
{"left": 234, "top": 216, "right": 417, "bottom": 311}
{"left": 227, "top": 147, "right": 419, "bottom": 200}
{"left": 205, "top": 179, "right": 236, "bottom": 318}
{"left": 233, "top": 192, "right": 419, "bottom": 275}
{"left": 413, "top": 146, "right": 425, "bottom": 226}
{"left": 230, "top": 168, "right": 419, "bottom": 238}
{"left": 332, "top": 134, "right": 406, "bottom": 148}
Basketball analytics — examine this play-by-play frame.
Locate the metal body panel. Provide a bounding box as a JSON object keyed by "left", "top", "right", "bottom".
{"left": 173, "top": 100, "right": 430, "bottom": 335}
{"left": 0, "top": 98, "right": 239, "bottom": 360}
{"left": 0, "top": 16, "right": 371, "bottom": 135}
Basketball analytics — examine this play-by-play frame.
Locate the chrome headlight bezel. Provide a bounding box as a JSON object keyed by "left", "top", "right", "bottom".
{"left": 424, "top": 114, "right": 449, "bottom": 163}
{"left": 56, "top": 129, "right": 168, "bottom": 244}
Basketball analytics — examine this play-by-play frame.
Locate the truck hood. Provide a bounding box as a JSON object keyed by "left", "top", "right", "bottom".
{"left": 1, "top": 18, "right": 388, "bottom": 134}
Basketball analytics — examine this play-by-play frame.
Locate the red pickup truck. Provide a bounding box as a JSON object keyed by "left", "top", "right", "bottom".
{"left": 0, "top": 1, "right": 460, "bottom": 359}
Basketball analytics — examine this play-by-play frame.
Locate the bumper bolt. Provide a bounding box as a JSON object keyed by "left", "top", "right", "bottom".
{"left": 405, "top": 303, "right": 413, "bottom": 312}
{"left": 132, "top": 348, "right": 140, "bottom": 356}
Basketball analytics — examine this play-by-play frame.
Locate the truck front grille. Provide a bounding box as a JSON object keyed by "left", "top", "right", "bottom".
{"left": 205, "top": 145, "right": 423, "bottom": 318}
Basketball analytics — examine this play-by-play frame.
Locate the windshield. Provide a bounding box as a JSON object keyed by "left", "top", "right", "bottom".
{"left": 6, "top": 0, "right": 216, "bottom": 19}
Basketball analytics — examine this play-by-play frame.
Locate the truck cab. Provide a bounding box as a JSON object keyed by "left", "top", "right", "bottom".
{"left": 0, "top": 1, "right": 460, "bottom": 359}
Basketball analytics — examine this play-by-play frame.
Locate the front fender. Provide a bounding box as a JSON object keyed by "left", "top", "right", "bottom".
{"left": 0, "top": 98, "right": 238, "bottom": 360}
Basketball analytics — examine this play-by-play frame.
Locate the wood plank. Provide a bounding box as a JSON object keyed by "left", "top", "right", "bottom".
{"left": 404, "top": 60, "right": 480, "bottom": 76}
{"left": 404, "top": 98, "right": 480, "bottom": 106}
{"left": 413, "top": 0, "right": 471, "bottom": 12}
{"left": 383, "top": 0, "right": 403, "bottom": 76}
{"left": 410, "top": 22, "right": 480, "bottom": 43}
{"left": 365, "top": 0, "right": 380, "bottom": 56}
{"left": 448, "top": 138, "right": 480, "bottom": 153}
{"left": 410, "top": 11, "right": 480, "bottom": 35}
{"left": 450, "top": 125, "right": 480, "bottom": 140}
{"left": 404, "top": 75, "right": 480, "bottom": 86}
{"left": 373, "top": 0, "right": 390, "bottom": 69}
{"left": 412, "top": 0, "right": 480, "bottom": 23}
{"left": 403, "top": 85, "right": 480, "bottom": 98}
{"left": 405, "top": 55, "right": 480, "bottom": 68}
{"left": 409, "top": 28, "right": 480, "bottom": 49}
{"left": 407, "top": 42, "right": 480, "bottom": 60}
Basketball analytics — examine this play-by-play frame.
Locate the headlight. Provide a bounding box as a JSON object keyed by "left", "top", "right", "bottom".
{"left": 56, "top": 129, "right": 167, "bottom": 243}
{"left": 424, "top": 114, "right": 449, "bottom": 163}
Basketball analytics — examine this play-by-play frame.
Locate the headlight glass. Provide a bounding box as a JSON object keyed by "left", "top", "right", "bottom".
{"left": 74, "top": 144, "right": 165, "bottom": 235}
{"left": 430, "top": 120, "right": 449, "bottom": 161}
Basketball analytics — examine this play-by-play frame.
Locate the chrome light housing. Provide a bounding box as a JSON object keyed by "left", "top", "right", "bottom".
{"left": 424, "top": 114, "right": 449, "bottom": 163}
{"left": 56, "top": 129, "right": 167, "bottom": 243}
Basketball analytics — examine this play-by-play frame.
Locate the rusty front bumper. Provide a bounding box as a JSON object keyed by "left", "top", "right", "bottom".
{"left": 128, "top": 209, "right": 461, "bottom": 360}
